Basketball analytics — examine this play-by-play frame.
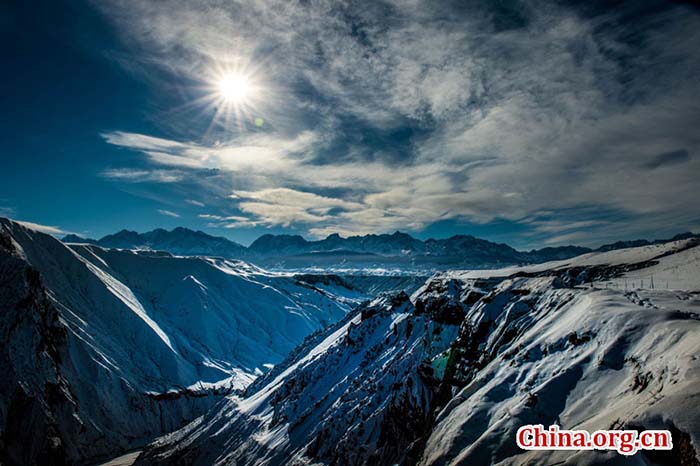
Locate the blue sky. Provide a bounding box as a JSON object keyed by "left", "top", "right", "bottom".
{"left": 1, "top": 0, "right": 699, "bottom": 248}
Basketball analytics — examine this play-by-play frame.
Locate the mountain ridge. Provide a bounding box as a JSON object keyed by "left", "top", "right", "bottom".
{"left": 58, "top": 223, "right": 700, "bottom": 269}
{"left": 0, "top": 218, "right": 358, "bottom": 464}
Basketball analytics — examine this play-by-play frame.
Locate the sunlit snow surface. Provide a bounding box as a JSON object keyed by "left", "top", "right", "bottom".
{"left": 136, "top": 239, "right": 700, "bottom": 466}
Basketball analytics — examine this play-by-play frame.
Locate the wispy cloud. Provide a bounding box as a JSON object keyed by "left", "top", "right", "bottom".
{"left": 0, "top": 206, "right": 15, "bottom": 218}
{"left": 230, "top": 188, "right": 362, "bottom": 228}
{"left": 157, "top": 209, "right": 180, "bottom": 218}
{"left": 16, "top": 220, "right": 67, "bottom": 236}
{"left": 643, "top": 149, "right": 692, "bottom": 170}
{"left": 100, "top": 168, "right": 186, "bottom": 183}
{"left": 96, "top": 0, "right": 700, "bottom": 244}
{"left": 185, "top": 199, "right": 206, "bottom": 207}
{"left": 199, "top": 213, "right": 257, "bottom": 228}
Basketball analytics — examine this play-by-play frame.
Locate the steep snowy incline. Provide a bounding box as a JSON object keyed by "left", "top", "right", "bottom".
{"left": 0, "top": 218, "right": 352, "bottom": 464}
{"left": 137, "top": 288, "right": 466, "bottom": 466}
{"left": 420, "top": 282, "right": 700, "bottom": 466}
{"left": 65, "top": 245, "right": 349, "bottom": 380}
{"left": 0, "top": 227, "right": 83, "bottom": 466}
{"left": 136, "top": 240, "right": 700, "bottom": 466}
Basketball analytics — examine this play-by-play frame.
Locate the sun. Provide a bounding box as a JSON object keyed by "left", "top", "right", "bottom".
{"left": 192, "top": 60, "right": 269, "bottom": 135}
{"left": 217, "top": 73, "right": 252, "bottom": 104}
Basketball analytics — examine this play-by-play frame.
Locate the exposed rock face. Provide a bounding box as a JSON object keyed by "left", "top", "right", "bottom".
{"left": 0, "top": 231, "right": 77, "bottom": 465}
{"left": 0, "top": 225, "right": 234, "bottom": 465}
{"left": 136, "top": 289, "right": 467, "bottom": 466}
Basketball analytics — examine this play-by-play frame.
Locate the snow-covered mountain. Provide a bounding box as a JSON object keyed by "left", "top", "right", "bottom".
{"left": 67, "top": 226, "right": 700, "bottom": 273}
{"left": 249, "top": 232, "right": 592, "bottom": 268}
{"left": 79, "top": 227, "right": 248, "bottom": 258}
{"left": 65, "top": 228, "right": 598, "bottom": 269}
{"left": 136, "top": 238, "right": 700, "bottom": 466}
{"left": 0, "top": 218, "right": 363, "bottom": 465}
{"left": 249, "top": 231, "right": 425, "bottom": 256}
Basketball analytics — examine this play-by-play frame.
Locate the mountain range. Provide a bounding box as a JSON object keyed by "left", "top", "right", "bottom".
{"left": 2, "top": 217, "right": 700, "bottom": 465}
{"left": 136, "top": 237, "right": 700, "bottom": 466}
{"left": 62, "top": 226, "right": 698, "bottom": 269}
{"left": 63, "top": 227, "right": 247, "bottom": 258}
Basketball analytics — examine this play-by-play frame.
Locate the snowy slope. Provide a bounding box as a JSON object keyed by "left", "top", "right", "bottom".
{"left": 0, "top": 218, "right": 355, "bottom": 464}
{"left": 136, "top": 291, "right": 465, "bottom": 466}
{"left": 420, "top": 283, "right": 700, "bottom": 466}
{"left": 291, "top": 272, "right": 429, "bottom": 303}
{"left": 614, "top": 244, "right": 700, "bottom": 291}
{"left": 136, "top": 240, "right": 700, "bottom": 466}
{"left": 445, "top": 238, "right": 700, "bottom": 280}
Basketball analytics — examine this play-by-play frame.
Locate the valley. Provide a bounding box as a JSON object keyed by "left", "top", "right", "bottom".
{"left": 1, "top": 218, "right": 699, "bottom": 465}
{"left": 134, "top": 237, "right": 700, "bottom": 466}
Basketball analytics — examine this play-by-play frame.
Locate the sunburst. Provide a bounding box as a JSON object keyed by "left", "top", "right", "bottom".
{"left": 189, "top": 58, "right": 269, "bottom": 138}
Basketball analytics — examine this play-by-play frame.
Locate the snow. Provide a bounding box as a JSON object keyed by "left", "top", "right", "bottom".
{"left": 135, "top": 292, "right": 463, "bottom": 465}
{"left": 58, "top": 243, "right": 351, "bottom": 387}
{"left": 0, "top": 218, "right": 367, "bottom": 463}
{"left": 134, "top": 235, "right": 700, "bottom": 466}
{"left": 96, "top": 451, "right": 142, "bottom": 466}
{"left": 3, "top": 216, "right": 698, "bottom": 466}
{"left": 616, "top": 244, "right": 700, "bottom": 291}
{"left": 77, "top": 256, "right": 176, "bottom": 351}
{"left": 445, "top": 238, "right": 699, "bottom": 280}
{"left": 421, "top": 286, "right": 700, "bottom": 466}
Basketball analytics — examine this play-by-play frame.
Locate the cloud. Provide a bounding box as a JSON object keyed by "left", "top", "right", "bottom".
{"left": 199, "top": 214, "right": 249, "bottom": 222}
{"left": 233, "top": 188, "right": 363, "bottom": 213}
{"left": 102, "top": 131, "right": 320, "bottom": 173}
{"left": 232, "top": 187, "right": 354, "bottom": 228}
{"left": 644, "top": 149, "right": 691, "bottom": 170}
{"left": 0, "top": 206, "right": 15, "bottom": 217}
{"left": 100, "top": 168, "right": 186, "bottom": 183}
{"left": 186, "top": 199, "right": 206, "bottom": 207}
{"left": 95, "top": 0, "right": 700, "bottom": 244}
{"left": 157, "top": 209, "right": 180, "bottom": 218}
{"left": 523, "top": 219, "right": 610, "bottom": 235}
{"left": 103, "top": 131, "right": 189, "bottom": 152}
{"left": 199, "top": 213, "right": 258, "bottom": 228}
{"left": 16, "top": 221, "right": 67, "bottom": 235}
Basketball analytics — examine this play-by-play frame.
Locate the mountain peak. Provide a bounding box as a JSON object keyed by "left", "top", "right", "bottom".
{"left": 62, "top": 233, "right": 97, "bottom": 244}
{"left": 106, "top": 229, "right": 132, "bottom": 237}
{"left": 53, "top": 223, "right": 700, "bottom": 268}
{"left": 249, "top": 233, "right": 308, "bottom": 253}
{"left": 93, "top": 226, "right": 245, "bottom": 255}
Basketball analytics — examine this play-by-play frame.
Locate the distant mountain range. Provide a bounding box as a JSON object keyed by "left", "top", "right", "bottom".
{"left": 63, "top": 227, "right": 247, "bottom": 258}
{"left": 61, "top": 225, "right": 699, "bottom": 269}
